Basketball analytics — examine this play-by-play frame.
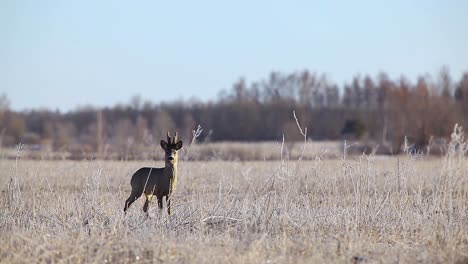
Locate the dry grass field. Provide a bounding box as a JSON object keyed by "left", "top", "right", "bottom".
{"left": 1, "top": 134, "right": 467, "bottom": 263}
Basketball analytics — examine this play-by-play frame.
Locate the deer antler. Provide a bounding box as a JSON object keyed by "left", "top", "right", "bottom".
{"left": 167, "top": 131, "right": 171, "bottom": 144}
{"left": 173, "top": 131, "right": 178, "bottom": 144}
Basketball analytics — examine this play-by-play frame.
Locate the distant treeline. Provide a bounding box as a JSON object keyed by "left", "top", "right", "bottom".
{"left": 1, "top": 68, "right": 467, "bottom": 155}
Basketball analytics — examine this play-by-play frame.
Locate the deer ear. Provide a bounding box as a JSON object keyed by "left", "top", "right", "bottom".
{"left": 160, "top": 140, "right": 169, "bottom": 150}
{"left": 175, "top": 141, "right": 183, "bottom": 150}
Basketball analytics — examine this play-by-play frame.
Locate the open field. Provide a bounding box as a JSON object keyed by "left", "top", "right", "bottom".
{"left": 1, "top": 149, "right": 467, "bottom": 263}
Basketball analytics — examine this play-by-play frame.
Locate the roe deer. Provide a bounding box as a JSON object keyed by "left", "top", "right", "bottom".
{"left": 124, "top": 132, "right": 182, "bottom": 215}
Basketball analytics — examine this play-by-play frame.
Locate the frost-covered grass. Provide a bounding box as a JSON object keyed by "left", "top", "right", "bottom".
{"left": 1, "top": 128, "right": 467, "bottom": 263}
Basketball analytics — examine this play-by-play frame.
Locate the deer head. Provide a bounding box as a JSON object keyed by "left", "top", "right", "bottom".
{"left": 160, "top": 131, "right": 183, "bottom": 166}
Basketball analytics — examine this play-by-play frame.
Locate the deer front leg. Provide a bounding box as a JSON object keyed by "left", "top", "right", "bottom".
{"left": 167, "top": 179, "right": 173, "bottom": 215}
{"left": 166, "top": 195, "right": 171, "bottom": 215}
{"left": 157, "top": 196, "right": 163, "bottom": 210}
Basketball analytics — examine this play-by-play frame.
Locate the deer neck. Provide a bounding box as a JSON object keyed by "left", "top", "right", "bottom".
{"left": 164, "top": 163, "right": 178, "bottom": 193}
{"left": 164, "top": 163, "right": 177, "bottom": 179}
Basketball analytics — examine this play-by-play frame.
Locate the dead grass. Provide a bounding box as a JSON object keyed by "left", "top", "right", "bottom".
{"left": 0, "top": 140, "right": 467, "bottom": 263}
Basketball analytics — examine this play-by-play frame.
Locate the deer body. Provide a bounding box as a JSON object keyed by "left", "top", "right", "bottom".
{"left": 124, "top": 132, "right": 182, "bottom": 215}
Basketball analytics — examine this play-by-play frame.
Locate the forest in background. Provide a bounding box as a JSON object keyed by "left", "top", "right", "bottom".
{"left": 1, "top": 68, "right": 468, "bottom": 157}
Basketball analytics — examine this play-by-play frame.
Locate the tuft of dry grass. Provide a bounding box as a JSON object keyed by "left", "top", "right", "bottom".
{"left": 0, "top": 129, "right": 467, "bottom": 263}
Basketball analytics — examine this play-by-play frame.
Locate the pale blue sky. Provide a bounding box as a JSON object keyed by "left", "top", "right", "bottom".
{"left": 1, "top": 0, "right": 467, "bottom": 111}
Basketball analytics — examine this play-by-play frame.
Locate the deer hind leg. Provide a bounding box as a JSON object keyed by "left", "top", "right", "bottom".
{"left": 124, "top": 190, "right": 142, "bottom": 213}
{"left": 143, "top": 194, "right": 154, "bottom": 213}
